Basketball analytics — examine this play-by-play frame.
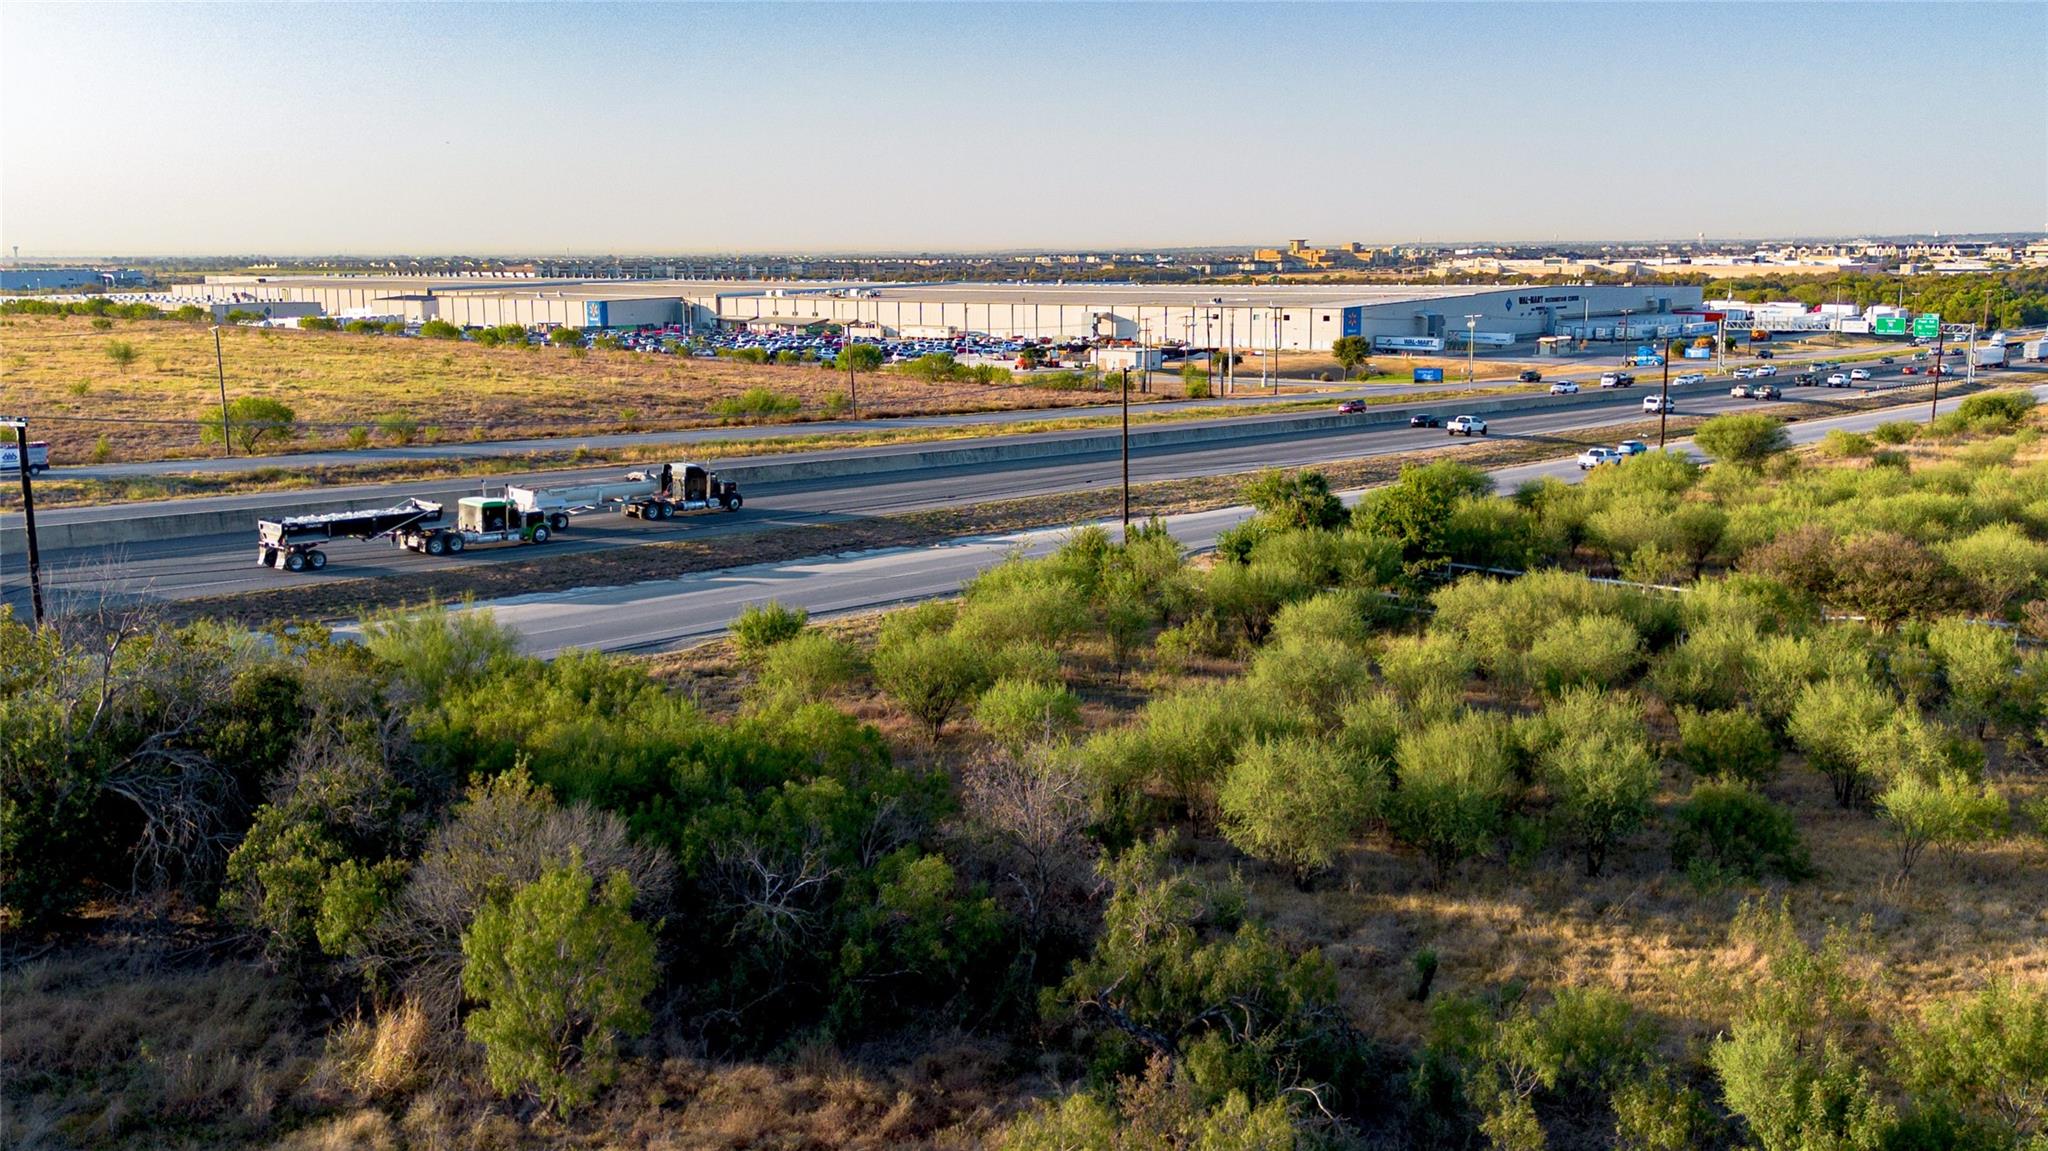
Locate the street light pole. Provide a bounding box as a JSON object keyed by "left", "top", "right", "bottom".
{"left": 1930, "top": 327, "right": 1945, "bottom": 422}
{"left": 211, "top": 324, "right": 232, "bottom": 457}
{"left": 1464, "top": 314, "right": 1481, "bottom": 382}
{"left": 1658, "top": 349, "right": 1671, "bottom": 449}
{"left": 1617, "top": 308, "right": 1633, "bottom": 367}
{"left": 1120, "top": 366, "right": 1131, "bottom": 537}
{"left": 4, "top": 416, "right": 44, "bottom": 628}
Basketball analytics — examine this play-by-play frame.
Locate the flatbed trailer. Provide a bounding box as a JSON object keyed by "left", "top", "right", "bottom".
{"left": 506, "top": 461, "right": 741, "bottom": 524}
{"left": 257, "top": 499, "right": 444, "bottom": 571}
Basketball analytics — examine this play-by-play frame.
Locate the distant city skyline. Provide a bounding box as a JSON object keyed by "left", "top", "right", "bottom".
{"left": 3, "top": 2, "right": 2043, "bottom": 255}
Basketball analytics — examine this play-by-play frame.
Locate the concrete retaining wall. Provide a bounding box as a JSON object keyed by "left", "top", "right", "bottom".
{"left": 2, "top": 387, "right": 1651, "bottom": 554}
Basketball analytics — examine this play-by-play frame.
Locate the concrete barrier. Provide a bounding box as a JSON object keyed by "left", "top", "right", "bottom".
{"left": 1, "top": 386, "right": 1655, "bottom": 554}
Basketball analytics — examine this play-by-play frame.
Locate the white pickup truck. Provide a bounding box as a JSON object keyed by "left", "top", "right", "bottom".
{"left": 1445, "top": 415, "right": 1489, "bottom": 437}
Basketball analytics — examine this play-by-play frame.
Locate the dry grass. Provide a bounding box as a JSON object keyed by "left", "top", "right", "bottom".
{"left": 0, "top": 315, "right": 1134, "bottom": 464}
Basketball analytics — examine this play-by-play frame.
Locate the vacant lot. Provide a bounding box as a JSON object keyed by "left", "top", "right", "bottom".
{"left": 0, "top": 315, "right": 1136, "bottom": 463}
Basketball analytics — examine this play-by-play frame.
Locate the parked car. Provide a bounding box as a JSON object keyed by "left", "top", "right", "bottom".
{"left": 1577, "top": 447, "right": 1623, "bottom": 469}
{"left": 1675, "top": 372, "right": 1705, "bottom": 385}
{"left": 1750, "top": 383, "right": 1782, "bottom": 400}
{"left": 1518, "top": 369, "right": 1543, "bottom": 382}
{"left": 1730, "top": 382, "right": 1755, "bottom": 398}
{"left": 1409, "top": 413, "right": 1443, "bottom": 428}
{"left": 1549, "top": 381, "right": 1580, "bottom": 395}
{"left": 1446, "top": 415, "right": 1488, "bottom": 437}
{"left": 1616, "top": 440, "right": 1649, "bottom": 457}
{"left": 1825, "top": 373, "right": 1850, "bottom": 387}
{"left": 1849, "top": 368, "right": 1872, "bottom": 381}
{"left": 1642, "top": 395, "right": 1673, "bottom": 413}
{"left": 1337, "top": 399, "right": 1367, "bottom": 414}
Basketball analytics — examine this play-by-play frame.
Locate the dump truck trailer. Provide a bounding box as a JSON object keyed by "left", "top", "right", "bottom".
{"left": 506, "top": 461, "right": 741, "bottom": 523}
{"left": 257, "top": 499, "right": 444, "bottom": 571}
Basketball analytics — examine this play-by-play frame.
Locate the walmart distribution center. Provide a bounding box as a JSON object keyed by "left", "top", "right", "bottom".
{"left": 171, "top": 276, "right": 1705, "bottom": 352}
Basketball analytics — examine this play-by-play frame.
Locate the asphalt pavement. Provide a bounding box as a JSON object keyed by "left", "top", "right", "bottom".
{"left": 452, "top": 381, "right": 2048, "bottom": 658}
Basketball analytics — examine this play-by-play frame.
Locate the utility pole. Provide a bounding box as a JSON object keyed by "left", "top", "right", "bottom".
{"left": 1930, "top": 328, "right": 1944, "bottom": 422}
{"left": 1464, "top": 314, "right": 1482, "bottom": 382}
{"left": 211, "top": 325, "right": 232, "bottom": 457}
{"left": 4, "top": 416, "right": 44, "bottom": 628}
{"left": 1617, "top": 308, "right": 1634, "bottom": 366}
{"left": 1120, "top": 366, "right": 1131, "bottom": 537}
{"left": 1657, "top": 348, "right": 1671, "bottom": 449}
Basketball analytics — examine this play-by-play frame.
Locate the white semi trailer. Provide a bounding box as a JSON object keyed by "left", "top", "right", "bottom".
{"left": 506, "top": 461, "right": 742, "bottom": 524}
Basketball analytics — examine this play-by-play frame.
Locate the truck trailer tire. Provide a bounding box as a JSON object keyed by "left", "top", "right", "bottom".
{"left": 655, "top": 502, "right": 673, "bottom": 520}
{"left": 425, "top": 533, "right": 447, "bottom": 556}
{"left": 285, "top": 551, "right": 308, "bottom": 573}
{"left": 308, "top": 550, "right": 328, "bottom": 571}
{"left": 445, "top": 534, "right": 465, "bottom": 553}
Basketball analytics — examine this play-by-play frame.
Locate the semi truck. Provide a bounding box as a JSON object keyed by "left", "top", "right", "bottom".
{"left": 256, "top": 462, "right": 742, "bottom": 573}
{"left": 1972, "top": 344, "right": 2009, "bottom": 369}
{"left": 506, "top": 461, "right": 741, "bottom": 522}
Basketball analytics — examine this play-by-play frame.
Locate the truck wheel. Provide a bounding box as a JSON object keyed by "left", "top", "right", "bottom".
{"left": 307, "top": 550, "right": 328, "bottom": 571}
{"left": 549, "top": 513, "right": 569, "bottom": 532}
{"left": 531, "top": 525, "right": 551, "bottom": 544}
{"left": 425, "top": 533, "right": 447, "bottom": 556}
{"left": 656, "top": 502, "right": 674, "bottom": 520}
{"left": 284, "top": 551, "right": 307, "bottom": 573}
{"left": 445, "top": 533, "right": 465, "bottom": 553}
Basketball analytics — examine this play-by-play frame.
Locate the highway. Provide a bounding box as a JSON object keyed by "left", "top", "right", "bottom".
{"left": 31, "top": 329, "right": 1922, "bottom": 481}
{"left": 2, "top": 372, "right": 1926, "bottom": 612}
{"left": 450, "top": 382, "right": 2048, "bottom": 658}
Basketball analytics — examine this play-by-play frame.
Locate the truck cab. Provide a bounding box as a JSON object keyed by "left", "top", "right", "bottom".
{"left": 460, "top": 497, "right": 549, "bottom": 541}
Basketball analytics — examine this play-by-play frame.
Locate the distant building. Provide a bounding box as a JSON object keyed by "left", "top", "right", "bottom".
{"left": 0, "top": 267, "right": 145, "bottom": 291}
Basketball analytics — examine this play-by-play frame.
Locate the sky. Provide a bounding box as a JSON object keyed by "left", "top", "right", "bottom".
{"left": 1, "top": 2, "right": 2043, "bottom": 256}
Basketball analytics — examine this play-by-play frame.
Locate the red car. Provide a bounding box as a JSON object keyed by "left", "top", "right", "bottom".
{"left": 1900, "top": 365, "right": 1919, "bottom": 375}
{"left": 1337, "top": 399, "right": 1367, "bottom": 414}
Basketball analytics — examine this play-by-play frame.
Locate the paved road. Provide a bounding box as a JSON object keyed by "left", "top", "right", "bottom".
{"left": 10, "top": 359, "right": 2025, "bottom": 617}
{"left": 452, "top": 381, "right": 2048, "bottom": 658}
{"left": 32, "top": 330, "right": 1935, "bottom": 481}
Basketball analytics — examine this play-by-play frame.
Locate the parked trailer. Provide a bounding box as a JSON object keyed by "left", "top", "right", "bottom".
{"left": 506, "top": 461, "right": 741, "bottom": 523}
{"left": 257, "top": 498, "right": 444, "bottom": 572}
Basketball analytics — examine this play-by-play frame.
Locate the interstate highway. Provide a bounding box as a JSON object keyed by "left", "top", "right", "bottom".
{"left": 446, "top": 383, "right": 2048, "bottom": 658}
{"left": 0, "top": 369, "right": 2024, "bottom": 613}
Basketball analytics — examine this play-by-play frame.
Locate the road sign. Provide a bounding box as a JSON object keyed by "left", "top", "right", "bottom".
{"left": 1912, "top": 313, "right": 1941, "bottom": 339}
{"left": 1873, "top": 316, "right": 1908, "bottom": 336}
{"left": 1413, "top": 367, "right": 1444, "bottom": 383}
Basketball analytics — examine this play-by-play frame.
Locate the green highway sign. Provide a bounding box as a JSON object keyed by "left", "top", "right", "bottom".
{"left": 1912, "top": 313, "right": 1941, "bottom": 339}
{"left": 1873, "top": 316, "right": 1908, "bottom": 336}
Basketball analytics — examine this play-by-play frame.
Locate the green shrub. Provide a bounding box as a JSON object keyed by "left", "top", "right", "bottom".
{"left": 1389, "top": 713, "right": 1518, "bottom": 879}
{"left": 1242, "top": 635, "right": 1370, "bottom": 721}
{"left": 200, "top": 396, "right": 299, "bottom": 454}
{"left": 872, "top": 632, "right": 993, "bottom": 737}
{"left": 753, "top": 632, "right": 863, "bottom": 704}
{"left": 1788, "top": 675, "right": 1896, "bottom": 806}
{"left": 1871, "top": 420, "right": 1920, "bottom": 445}
{"left": 1217, "top": 736, "right": 1382, "bottom": 881}
{"left": 973, "top": 676, "right": 1082, "bottom": 752}
{"left": 730, "top": 599, "right": 808, "bottom": 661}
{"left": 1267, "top": 588, "right": 1373, "bottom": 650}
{"left": 1939, "top": 523, "right": 2048, "bottom": 616}
{"left": 376, "top": 413, "right": 421, "bottom": 445}
{"left": 1526, "top": 613, "right": 1643, "bottom": 695}
{"left": 1892, "top": 981, "right": 2048, "bottom": 1143}
{"left": 1676, "top": 708, "right": 1778, "bottom": 786}
{"left": 1954, "top": 390, "right": 2036, "bottom": 430}
{"left": 1819, "top": 429, "right": 1873, "bottom": 458}
{"left": 708, "top": 387, "right": 802, "bottom": 420}
{"left": 1537, "top": 694, "right": 1657, "bottom": 876}
{"left": 1376, "top": 633, "right": 1475, "bottom": 708}
{"left": 462, "top": 856, "right": 657, "bottom": 1117}
{"left": 1242, "top": 468, "right": 1349, "bottom": 532}
{"left": 1876, "top": 771, "right": 2005, "bottom": 877}
{"left": 1670, "top": 783, "right": 1811, "bottom": 883}
{"left": 418, "top": 319, "right": 463, "bottom": 340}
{"left": 1648, "top": 622, "right": 1755, "bottom": 710}
{"left": 1694, "top": 413, "right": 1792, "bottom": 467}
{"left": 1711, "top": 1018, "right": 1895, "bottom": 1151}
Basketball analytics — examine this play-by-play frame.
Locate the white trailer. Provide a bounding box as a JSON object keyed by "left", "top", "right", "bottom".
{"left": 1971, "top": 344, "right": 2008, "bottom": 369}
{"left": 507, "top": 461, "right": 742, "bottom": 525}
{"left": 2021, "top": 338, "right": 2048, "bottom": 362}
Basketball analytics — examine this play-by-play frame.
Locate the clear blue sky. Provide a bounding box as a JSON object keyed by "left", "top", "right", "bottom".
{"left": 2, "top": 2, "right": 2042, "bottom": 255}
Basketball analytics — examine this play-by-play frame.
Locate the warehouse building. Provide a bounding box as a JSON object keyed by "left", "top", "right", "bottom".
{"left": 164, "top": 276, "right": 1703, "bottom": 351}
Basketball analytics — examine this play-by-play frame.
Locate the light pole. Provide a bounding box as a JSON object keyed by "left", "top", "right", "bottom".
{"left": 3, "top": 415, "right": 44, "bottom": 628}
{"left": 1464, "top": 314, "right": 1481, "bottom": 382}
{"left": 1617, "top": 308, "right": 1634, "bottom": 367}
{"left": 1120, "top": 366, "right": 1131, "bottom": 537}
{"left": 211, "top": 324, "right": 232, "bottom": 457}
{"left": 1657, "top": 347, "right": 1672, "bottom": 449}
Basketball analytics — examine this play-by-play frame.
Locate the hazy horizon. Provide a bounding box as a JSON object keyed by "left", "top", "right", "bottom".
{"left": 4, "top": 2, "right": 2043, "bottom": 257}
